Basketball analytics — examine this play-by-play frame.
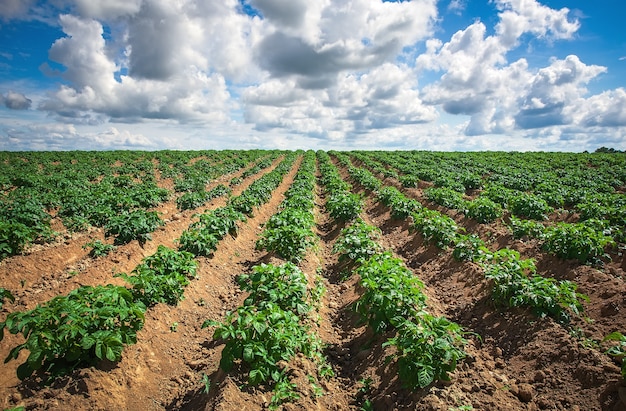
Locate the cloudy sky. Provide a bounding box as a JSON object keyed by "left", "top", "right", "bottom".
{"left": 0, "top": 0, "right": 624, "bottom": 151}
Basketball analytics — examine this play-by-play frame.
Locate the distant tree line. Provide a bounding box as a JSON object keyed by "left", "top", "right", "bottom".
{"left": 594, "top": 147, "right": 625, "bottom": 154}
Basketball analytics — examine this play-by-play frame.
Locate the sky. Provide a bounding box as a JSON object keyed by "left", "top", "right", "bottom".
{"left": 0, "top": 0, "right": 624, "bottom": 152}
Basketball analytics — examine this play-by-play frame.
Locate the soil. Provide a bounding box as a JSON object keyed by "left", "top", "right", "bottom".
{"left": 1, "top": 152, "right": 625, "bottom": 411}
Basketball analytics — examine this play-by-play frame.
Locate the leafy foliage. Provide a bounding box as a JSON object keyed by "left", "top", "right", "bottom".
{"left": 326, "top": 192, "right": 363, "bottom": 223}
{"left": 332, "top": 218, "right": 383, "bottom": 264}
{"left": 384, "top": 314, "right": 467, "bottom": 389}
{"left": 0, "top": 221, "right": 34, "bottom": 259}
{"left": 508, "top": 216, "right": 546, "bottom": 239}
{"left": 464, "top": 197, "right": 502, "bottom": 223}
{"left": 176, "top": 184, "right": 231, "bottom": 211}
{"left": 178, "top": 206, "right": 246, "bottom": 257}
{"left": 237, "top": 263, "right": 311, "bottom": 315}
{"left": 256, "top": 224, "right": 316, "bottom": 263}
{"left": 411, "top": 209, "right": 460, "bottom": 249}
{"left": 116, "top": 245, "right": 198, "bottom": 306}
{"left": 424, "top": 187, "right": 465, "bottom": 209}
{"left": 83, "top": 240, "right": 116, "bottom": 258}
{"left": 105, "top": 210, "right": 163, "bottom": 245}
{"left": 604, "top": 332, "right": 626, "bottom": 380}
{"left": 354, "top": 252, "right": 427, "bottom": 333}
{"left": 452, "top": 234, "right": 489, "bottom": 263}
{"left": 482, "top": 249, "right": 587, "bottom": 323}
{"left": 0, "top": 287, "right": 15, "bottom": 310}
{"left": 509, "top": 193, "right": 553, "bottom": 220}
{"left": 377, "top": 186, "right": 421, "bottom": 219}
{"left": 542, "top": 221, "right": 614, "bottom": 264}
{"left": 204, "top": 262, "right": 329, "bottom": 409}
{"left": 1, "top": 285, "right": 145, "bottom": 380}
{"left": 256, "top": 153, "right": 317, "bottom": 262}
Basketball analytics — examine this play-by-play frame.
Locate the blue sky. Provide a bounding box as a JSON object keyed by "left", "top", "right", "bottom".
{"left": 0, "top": 0, "right": 624, "bottom": 151}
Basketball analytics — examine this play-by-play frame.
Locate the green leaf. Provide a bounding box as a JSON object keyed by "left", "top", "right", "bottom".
{"left": 17, "top": 362, "right": 34, "bottom": 380}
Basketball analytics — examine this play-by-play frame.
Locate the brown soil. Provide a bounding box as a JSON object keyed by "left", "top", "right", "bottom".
{"left": 1, "top": 153, "right": 625, "bottom": 411}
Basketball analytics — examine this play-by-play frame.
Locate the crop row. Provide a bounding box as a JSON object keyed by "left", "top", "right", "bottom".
{"left": 204, "top": 152, "right": 331, "bottom": 409}
{"left": 319, "top": 151, "right": 468, "bottom": 391}
{"left": 334, "top": 152, "right": 588, "bottom": 325}
{"left": 256, "top": 150, "right": 317, "bottom": 262}
{"left": 351, "top": 151, "right": 625, "bottom": 258}
{"left": 0, "top": 150, "right": 277, "bottom": 260}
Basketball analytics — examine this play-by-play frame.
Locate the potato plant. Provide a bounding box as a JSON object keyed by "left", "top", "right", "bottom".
{"left": 256, "top": 152, "right": 317, "bottom": 262}
{"left": 482, "top": 249, "right": 587, "bottom": 323}
{"left": 333, "top": 217, "right": 468, "bottom": 389}
{"left": 104, "top": 209, "right": 164, "bottom": 246}
{"left": 542, "top": 221, "right": 614, "bottom": 264}
{"left": 354, "top": 251, "right": 427, "bottom": 333}
{"left": 204, "top": 263, "right": 330, "bottom": 410}
{"left": 464, "top": 197, "right": 502, "bottom": 223}
{"left": 116, "top": 245, "right": 198, "bottom": 306}
{"left": 1, "top": 285, "right": 146, "bottom": 380}
{"left": 332, "top": 218, "right": 383, "bottom": 264}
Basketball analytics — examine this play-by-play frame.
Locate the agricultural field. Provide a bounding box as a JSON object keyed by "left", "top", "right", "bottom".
{"left": 1, "top": 149, "right": 626, "bottom": 411}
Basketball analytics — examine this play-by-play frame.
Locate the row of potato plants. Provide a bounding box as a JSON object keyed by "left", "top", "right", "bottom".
{"left": 319, "top": 152, "right": 468, "bottom": 390}
{"left": 350, "top": 151, "right": 622, "bottom": 264}
{"left": 0, "top": 244, "right": 199, "bottom": 381}
{"left": 205, "top": 154, "right": 332, "bottom": 409}
{"left": 317, "top": 151, "right": 363, "bottom": 222}
{"left": 352, "top": 151, "right": 625, "bottom": 252}
{"left": 178, "top": 153, "right": 298, "bottom": 258}
{"left": 353, "top": 150, "right": 624, "bottom": 206}
{"left": 175, "top": 153, "right": 277, "bottom": 211}
{"left": 334, "top": 152, "right": 588, "bottom": 325}
{"left": 0, "top": 153, "right": 291, "bottom": 383}
{"left": 204, "top": 262, "right": 329, "bottom": 409}
{"left": 0, "top": 150, "right": 273, "bottom": 260}
{"left": 256, "top": 151, "right": 317, "bottom": 262}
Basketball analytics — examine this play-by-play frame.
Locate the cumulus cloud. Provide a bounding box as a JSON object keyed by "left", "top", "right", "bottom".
{"left": 494, "top": 0, "right": 580, "bottom": 47}
{"left": 72, "top": 0, "right": 142, "bottom": 19}
{"left": 447, "top": 0, "right": 466, "bottom": 14}
{"left": 415, "top": 0, "right": 616, "bottom": 138}
{"left": 577, "top": 88, "right": 626, "bottom": 127}
{"left": 33, "top": 0, "right": 440, "bottom": 144}
{"left": 254, "top": 0, "right": 438, "bottom": 89}
{"left": 1, "top": 91, "right": 32, "bottom": 109}
{"left": 39, "top": 10, "right": 234, "bottom": 124}
{"left": 515, "top": 55, "right": 606, "bottom": 129}
{"left": 244, "top": 62, "right": 436, "bottom": 139}
{"left": 2, "top": 123, "right": 155, "bottom": 150}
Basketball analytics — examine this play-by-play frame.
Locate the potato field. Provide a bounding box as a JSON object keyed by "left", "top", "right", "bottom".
{"left": 1, "top": 149, "right": 626, "bottom": 410}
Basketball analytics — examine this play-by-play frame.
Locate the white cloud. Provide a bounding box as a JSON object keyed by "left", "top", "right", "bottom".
{"left": 414, "top": 0, "right": 616, "bottom": 139}
{"left": 577, "top": 88, "right": 626, "bottom": 128}
{"left": 515, "top": 55, "right": 606, "bottom": 129}
{"left": 72, "top": 0, "right": 142, "bottom": 19}
{"left": 243, "top": 62, "right": 436, "bottom": 143}
{"left": 1, "top": 0, "right": 624, "bottom": 152}
{"left": 1, "top": 91, "right": 32, "bottom": 109}
{"left": 494, "top": 0, "right": 580, "bottom": 47}
{"left": 256, "top": 0, "right": 438, "bottom": 87}
{"left": 39, "top": 11, "right": 234, "bottom": 124}
{"left": 447, "top": 0, "right": 466, "bottom": 15}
